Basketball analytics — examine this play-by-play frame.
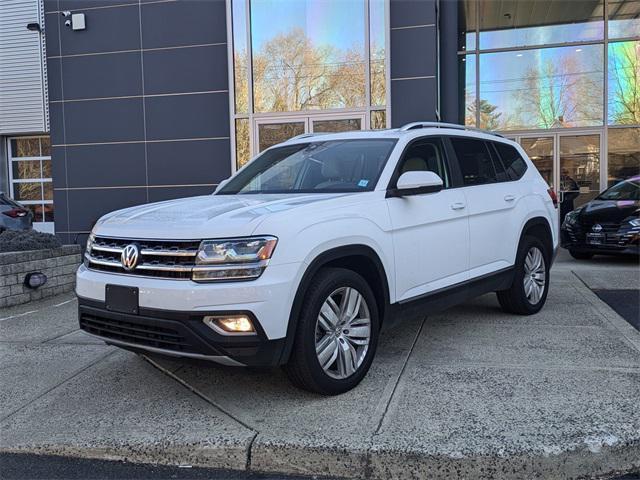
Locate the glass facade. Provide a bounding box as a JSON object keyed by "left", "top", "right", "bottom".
{"left": 459, "top": 0, "right": 640, "bottom": 199}
{"left": 230, "top": 0, "right": 387, "bottom": 168}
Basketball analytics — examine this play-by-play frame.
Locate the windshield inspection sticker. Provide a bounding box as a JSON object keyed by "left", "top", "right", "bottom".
{"left": 358, "top": 179, "right": 369, "bottom": 187}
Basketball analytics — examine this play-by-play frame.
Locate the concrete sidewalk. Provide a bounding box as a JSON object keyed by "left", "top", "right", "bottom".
{"left": 1, "top": 255, "right": 639, "bottom": 479}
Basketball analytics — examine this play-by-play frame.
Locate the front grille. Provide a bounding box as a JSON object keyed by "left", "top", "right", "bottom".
{"left": 80, "top": 312, "right": 196, "bottom": 352}
{"left": 86, "top": 236, "right": 200, "bottom": 279}
{"left": 565, "top": 220, "right": 639, "bottom": 248}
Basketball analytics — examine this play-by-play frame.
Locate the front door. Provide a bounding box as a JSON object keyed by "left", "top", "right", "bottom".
{"left": 254, "top": 113, "right": 365, "bottom": 154}
{"left": 558, "top": 133, "right": 601, "bottom": 220}
{"left": 386, "top": 136, "right": 469, "bottom": 302}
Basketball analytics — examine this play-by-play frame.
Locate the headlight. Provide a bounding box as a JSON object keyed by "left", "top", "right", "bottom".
{"left": 192, "top": 236, "right": 277, "bottom": 282}
{"left": 563, "top": 211, "right": 578, "bottom": 225}
{"left": 629, "top": 218, "right": 640, "bottom": 228}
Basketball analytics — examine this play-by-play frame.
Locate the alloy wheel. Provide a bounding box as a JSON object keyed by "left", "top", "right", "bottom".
{"left": 523, "top": 246, "right": 546, "bottom": 305}
{"left": 314, "top": 287, "right": 371, "bottom": 379}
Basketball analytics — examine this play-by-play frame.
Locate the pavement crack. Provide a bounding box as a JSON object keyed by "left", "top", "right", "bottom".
{"left": 142, "top": 355, "right": 259, "bottom": 433}
{"left": 0, "top": 349, "right": 116, "bottom": 424}
{"left": 373, "top": 315, "right": 426, "bottom": 436}
{"left": 245, "top": 431, "right": 258, "bottom": 471}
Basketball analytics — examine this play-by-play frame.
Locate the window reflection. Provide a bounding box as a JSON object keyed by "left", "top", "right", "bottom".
{"left": 370, "top": 0, "right": 386, "bottom": 107}
{"left": 370, "top": 110, "right": 386, "bottom": 129}
{"left": 608, "top": 0, "right": 640, "bottom": 39}
{"left": 459, "top": 54, "right": 476, "bottom": 126}
{"left": 478, "top": 45, "right": 604, "bottom": 130}
{"left": 521, "top": 137, "right": 554, "bottom": 187}
{"left": 608, "top": 127, "right": 640, "bottom": 186}
{"left": 232, "top": 0, "right": 249, "bottom": 114}
{"left": 608, "top": 41, "right": 640, "bottom": 125}
{"left": 478, "top": 0, "right": 604, "bottom": 50}
{"left": 235, "top": 119, "right": 250, "bottom": 169}
{"left": 250, "top": 0, "right": 366, "bottom": 112}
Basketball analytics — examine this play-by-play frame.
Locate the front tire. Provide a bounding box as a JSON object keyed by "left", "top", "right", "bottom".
{"left": 284, "top": 268, "right": 379, "bottom": 395}
{"left": 497, "top": 236, "right": 550, "bottom": 315}
{"left": 569, "top": 249, "right": 594, "bottom": 260}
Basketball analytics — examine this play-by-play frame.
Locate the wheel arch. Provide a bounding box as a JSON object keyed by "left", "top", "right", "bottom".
{"left": 278, "top": 244, "right": 391, "bottom": 365}
{"left": 519, "top": 216, "right": 554, "bottom": 262}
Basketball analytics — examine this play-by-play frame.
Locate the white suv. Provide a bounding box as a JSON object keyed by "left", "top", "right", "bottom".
{"left": 77, "top": 122, "right": 558, "bottom": 394}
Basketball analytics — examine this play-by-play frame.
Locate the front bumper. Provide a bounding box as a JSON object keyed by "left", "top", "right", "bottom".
{"left": 561, "top": 224, "right": 640, "bottom": 256}
{"left": 78, "top": 297, "right": 286, "bottom": 366}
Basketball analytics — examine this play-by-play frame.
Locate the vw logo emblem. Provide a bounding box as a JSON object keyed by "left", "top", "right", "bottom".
{"left": 121, "top": 244, "right": 140, "bottom": 271}
{"left": 592, "top": 224, "right": 603, "bottom": 233}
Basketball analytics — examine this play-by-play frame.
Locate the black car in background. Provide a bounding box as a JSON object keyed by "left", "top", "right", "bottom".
{"left": 561, "top": 176, "right": 640, "bottom": 259}
{"left": 0, "top": 192, "right": 33, "bottom": 232}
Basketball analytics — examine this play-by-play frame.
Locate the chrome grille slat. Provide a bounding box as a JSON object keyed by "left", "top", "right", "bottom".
{"left": 86, "top": 236, "right": 202, "bottom": 279}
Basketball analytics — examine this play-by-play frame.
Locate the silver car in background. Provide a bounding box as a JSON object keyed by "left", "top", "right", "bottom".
{"left": 0, "top": 192, "right": 33, "bottom": 232}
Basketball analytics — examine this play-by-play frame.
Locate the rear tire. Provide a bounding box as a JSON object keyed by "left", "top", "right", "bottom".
{"left": 497, "top": 236, "right": 550, "bottom": 315}
{"left": 569, "top": 249, "right": 594, "bottom": 260}
{"left": 284, "top": 268, "right": 379, "bottom": 395}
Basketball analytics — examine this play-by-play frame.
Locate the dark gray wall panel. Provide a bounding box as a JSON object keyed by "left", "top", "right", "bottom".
{"left": 63, "top": 98, "right": 144, "bottom": 144}
{"left": 52, "top": 189, "right": 68, "bottom": 231}
{"left": 48, "top": 102, "right": 65, "bottom": 145}
{"left": 391, "top": 77, "right": 437, "bottom": 127}
{"left": 143, "top": 44, "right": 228, "bottom": 95}
{"left": 61, "top": 51, "right": 142, "bottom": 100}
{"left": 44, "top": 13, "right": 60, "bottom": 56}
{"left": 439, "top": 0, "right": 461, "bottom": 123}
{"left": 51, "top": 146, "right": 67, "bottom": 188}
{"left": 147, "top": 139, "right": 231, "bottom": 186}
{"left": 59, "top": 4, "right": 140, "bottom": 56}
{"left": 390, "top": 0, "right": 436, "bottom": 28}
{"left": 148, "top": 185, "right": 215, "bottom": 203}
{"left": 390, "top": 26, "right": 436, "bottom": 79}
{"left": 61, "top": 0, "right": 137, "bottom": 10}
{"left": 141, "top": 1, "right": 226, "bottom": 49}
{"left": 65, "top": 143, "right": 146, "bottom": 188}
{"left": 145, "top": 93, "right": 229, "bottom": 140}
{"left": 44, "top": 0, "right": 59, "bottom": 13}
{"left": 67, "top": 187, "right": 147, "bottom": 231}
{"left": 46, "top": 57, "right": 62, "bottom": 102}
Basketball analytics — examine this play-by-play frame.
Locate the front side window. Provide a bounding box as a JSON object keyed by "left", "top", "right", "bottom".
{"left": 450, "top": 137, "right": 498, "bottom": 186}
{"left": 398, "top": 138, "right": 450, "bottom": 188}
{"left": 218, "top": 139, "right": 396, "bottom": 194}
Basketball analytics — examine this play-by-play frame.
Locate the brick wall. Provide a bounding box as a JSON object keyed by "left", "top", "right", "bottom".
{"left": 0, "top": 245, "right": 81, "bottom": 308}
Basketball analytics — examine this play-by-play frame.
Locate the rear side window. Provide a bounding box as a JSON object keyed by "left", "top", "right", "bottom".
{"left": 449, "top": 137, "right": 498, "bottom": 186}
{"left": 492, "top": 142, "right": 527, "bottom": 181}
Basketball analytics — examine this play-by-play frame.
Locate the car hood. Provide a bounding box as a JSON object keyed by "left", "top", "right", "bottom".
{"left": 577, "top": 199, "right": 639, "bottom": 224}
{"left": 93, "top": 193, "right": 353, "bottom": 239}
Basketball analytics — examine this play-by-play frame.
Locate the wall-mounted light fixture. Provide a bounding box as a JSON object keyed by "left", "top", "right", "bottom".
{"left": 26, "top": 23, "right": 42, "bottom": 32}
{"left": 24, "top": 272, "right": 48, "bottom": 289}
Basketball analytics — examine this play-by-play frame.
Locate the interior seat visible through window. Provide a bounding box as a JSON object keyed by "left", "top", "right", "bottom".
{"left": 398, "top": 138, "right": 450, "bottom": 188}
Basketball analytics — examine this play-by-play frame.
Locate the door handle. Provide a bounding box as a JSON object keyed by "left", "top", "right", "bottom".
{"left": 451, "top": 202, "right": 466, "bottom": 210}
{"left": 504, "top": 195, "right": 516, "bottom": 202}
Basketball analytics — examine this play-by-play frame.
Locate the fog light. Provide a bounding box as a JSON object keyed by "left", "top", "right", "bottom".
{"left": 24, "top": 272, "right": 47, "bottom": 289}
{"left": 203, "top": 315, "right": 256, "bottom": 335}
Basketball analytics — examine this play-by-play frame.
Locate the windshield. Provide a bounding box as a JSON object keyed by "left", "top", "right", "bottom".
{"left": 218, "top": 139, "right": 397, "bottom": 194}
{"left": 597, "top": 176, "right": 640, "bottom": 201}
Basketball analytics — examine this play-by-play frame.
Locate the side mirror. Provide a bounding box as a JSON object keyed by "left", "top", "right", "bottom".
{"left": 214, "top": 178, "right": 230, "bottom": 193}
{"left": 387, "top": 171, "right": 444, "bottom": 198}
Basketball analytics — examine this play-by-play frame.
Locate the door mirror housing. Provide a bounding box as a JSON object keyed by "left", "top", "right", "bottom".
{"left": 387, "top": 171, "right": 444, "bottom": 198}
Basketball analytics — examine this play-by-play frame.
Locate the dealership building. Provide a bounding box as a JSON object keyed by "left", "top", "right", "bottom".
{"left": 0, "top": 0, "right": 638, "bottom": 242}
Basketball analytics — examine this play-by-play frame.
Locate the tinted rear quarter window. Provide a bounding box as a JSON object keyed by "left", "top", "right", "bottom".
{"left": 493, "top": 142, "right": 527, "bottom": 181}
{"left": 449, "top": 137, "right": 498, "bottom": 186}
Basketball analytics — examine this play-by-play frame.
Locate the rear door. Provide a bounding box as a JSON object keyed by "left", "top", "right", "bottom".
{"left": 447, "top": 136, "right": 524, "bottom": 279}
{"left": 386, "top": 136, "right": 469, "bottom": 302}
